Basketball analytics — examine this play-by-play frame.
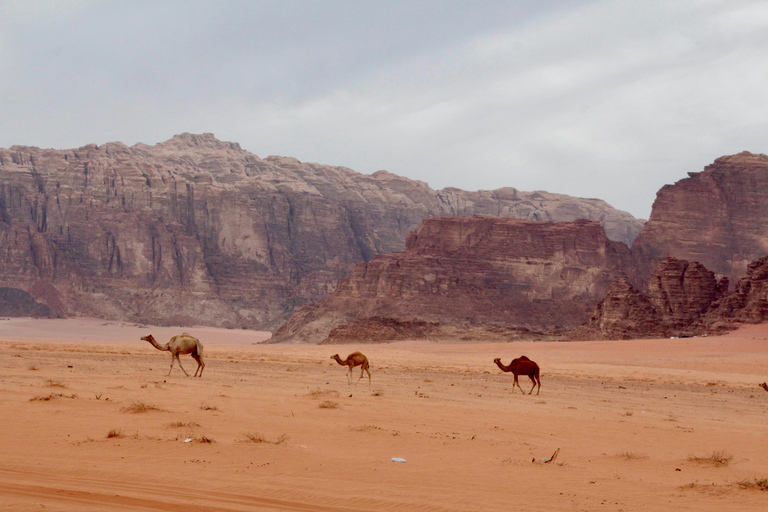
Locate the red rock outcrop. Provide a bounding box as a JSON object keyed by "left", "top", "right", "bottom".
{"left": 271, "top": 217, "right": 636, "bottom": 343}
{"left": 584, "top": 257, "right": 728, "bottom": 339}
{"left": 709, "top": 255, "right": 768, "bottom": 323}
{"left": 0, "top": 133, "right": 643, "bottom": 328}
{"left": 632, "top": 151, "right": 768, "bottom": 285}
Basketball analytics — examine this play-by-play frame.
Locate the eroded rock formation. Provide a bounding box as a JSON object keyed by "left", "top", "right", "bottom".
{"left": 0, "top": 133, "right": 643, "bottom": 328}
{"left": 632, "top": 151, "right": 768, "bottom": 285}
{"left": 270, "top": 217, "right": 637, "bottom": 343}
{"left": 583, "top": 257, "right": 728, "bottom": 339}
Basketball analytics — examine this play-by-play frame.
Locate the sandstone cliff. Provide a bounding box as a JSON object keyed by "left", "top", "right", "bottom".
{"left": 632, "top": 151, "right": 768, "bottom": 285}
{"left": 583, "top": 257, "right": 728, "bottom": 339}
{"left": 0, "top": 133, "right": 643, "bottom": 328}
{"left": 270, "top": 217, "right": 636, "bottom": 343}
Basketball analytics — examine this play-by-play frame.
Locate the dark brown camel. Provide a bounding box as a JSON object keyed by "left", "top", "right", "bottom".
{"left": 493, "top": 355, "right": 541, "bottom": 395}
{"left": 142, "top": 333, "right": 205, "bottom": 377}
{"left": 331, "top": 352, "right": 371, "bottom": 384}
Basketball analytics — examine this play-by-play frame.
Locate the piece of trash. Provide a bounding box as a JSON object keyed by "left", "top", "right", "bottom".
{"left": 391, "top": 457, "right": 407, "bottom": 463}
{"left": 533, "top": 448, "right": 560, "bottom": 464}
{"left": 184, "top": 438, "right": 193, "bottom": 443}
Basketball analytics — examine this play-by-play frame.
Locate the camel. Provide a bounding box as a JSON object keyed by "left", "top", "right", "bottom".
{"left": 760, "top": 382, "right": 768, "bottom": 393}
{"left": 493, "top": 355, "right": 541, "bottom": 395}
{"left": 330, "top": 352, "right": 371, "bottom": 384}
{"left": 142, "top": 333, "right": 205, "bottom": 377}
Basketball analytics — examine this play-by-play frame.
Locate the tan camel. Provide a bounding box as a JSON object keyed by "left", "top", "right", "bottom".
{"left": 142, "top": 333, "right": 205, "bottom": 377}
{"left": 493, "top": 355, "right": 541, "bottom": 395}
{"left": 330, "top": 352, "right": 371, "bottom": 384}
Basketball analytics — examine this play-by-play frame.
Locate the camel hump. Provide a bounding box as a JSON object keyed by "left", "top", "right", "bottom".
{"left": 518, "top": 355, "right": 531, "bottom": 361}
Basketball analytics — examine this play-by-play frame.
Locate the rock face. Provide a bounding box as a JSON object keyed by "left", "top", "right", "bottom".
{"left": 584, "top": 258, "right": 728, "bottom": 339}
{"left": 270, "top": 217, "right": 636, "bottom": 343}
{"left": 0, "top": 288, "right": 53, "bottom": 318}
{"left": 632, "top": 151, "right": 768, "bottom": 285}
{"left": 0, "top": 133, "right": 643, "bottom": 328}
{"left": 709, "top": 255, "right": 768, "bottom": 324}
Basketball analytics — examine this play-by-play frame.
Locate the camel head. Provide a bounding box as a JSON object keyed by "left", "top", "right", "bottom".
{"left": 493, "top": 358, "right": 501, "bottom": 364}
{"left": 141, "top": 335, "right": 153, "bottom": 342}
{"left": 330, "top": 354, "right": 340, "bottom": 360}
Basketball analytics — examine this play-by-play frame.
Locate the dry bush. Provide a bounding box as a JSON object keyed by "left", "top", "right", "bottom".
{"left": 44, "top": 379, "right": 66, "bottom": 388}
{"left": 29, "top": 393, "right": 77, "bottom": 401}
{"left": 738, "top": 477, "right": 768, "bottom": 491}
{"left": 239, "top": 432, "right": 289, "bottom": 445}
{"left": 200, "top": 404, "right": 219, "bottom": 411}
{"left": 122, "top": 400, "right": 164, "bottom": 413}
{"left": 106, "top": 429, "right": 125, "bottom": 439}
{"left": 617, "top": 451, "right": 648, "bottom": 460}
{"left": 167, "top": 421, "right": 201, "bottom": 428}
{"left": 688, "top": 450, "right": 733, "bottom": 466}
{"left": 308, "top": 388, "right": 339, "bottom": 398}
{"left": 196, "top": 435, "right": 214, "bottom": 444}
{"left": 350, "top": 425, "right": 383, "bottom": 432}
{"left": 318, "top": 400, "right": 339, "bottom": 409}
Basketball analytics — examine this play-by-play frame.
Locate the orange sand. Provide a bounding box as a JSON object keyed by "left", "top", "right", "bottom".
{"left": 1, "top": 318, "right": 768, "bottom": 511}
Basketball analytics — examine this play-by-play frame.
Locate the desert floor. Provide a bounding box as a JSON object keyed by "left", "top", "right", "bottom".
{"left": 1, "top": 318, "right": 768, "bottom": 511}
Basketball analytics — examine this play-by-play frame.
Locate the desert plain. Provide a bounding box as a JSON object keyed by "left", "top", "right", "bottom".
{"left": 1, "top": 318, "right": 767, "bottom": 511}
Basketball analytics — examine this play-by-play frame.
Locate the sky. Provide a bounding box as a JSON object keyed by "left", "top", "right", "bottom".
{"left": 1, "top": 1, "right": 767, "bottom": 220}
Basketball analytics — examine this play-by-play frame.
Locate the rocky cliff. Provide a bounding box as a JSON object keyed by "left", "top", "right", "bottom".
{"left": 583, "top": 257, "right": 728, "bottom": 339}
{"left": 270, "top": 217, "right": 637, "bottom": 343}
{"left": 632, "top": 151, "right": 768, "bottom": 285}
{"left": 0, "top": 133, "right": 643, "bottom": 328}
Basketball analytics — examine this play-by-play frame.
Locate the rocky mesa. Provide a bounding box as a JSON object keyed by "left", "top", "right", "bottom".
{"left": 270, "top": 217, "right": 637, "bottom": 343}
{"left": 0, "top": 133, "right": 643, "bottom": 328}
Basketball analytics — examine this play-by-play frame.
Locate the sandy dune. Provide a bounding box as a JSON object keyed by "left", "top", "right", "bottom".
{"left": 1, "top": 318, "right": 768, "bottom": 511}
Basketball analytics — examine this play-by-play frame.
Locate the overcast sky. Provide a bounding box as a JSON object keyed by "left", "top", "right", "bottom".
{"left": 1, "top": 1, "right": 767, "bottom": 219}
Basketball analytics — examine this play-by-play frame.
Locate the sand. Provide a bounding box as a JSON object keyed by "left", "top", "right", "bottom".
{"left": 1, "top": 317, "right": 768, "bottom": 511}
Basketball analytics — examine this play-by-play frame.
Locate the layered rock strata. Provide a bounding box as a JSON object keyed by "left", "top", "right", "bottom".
{"left": 270, "top": 217, "right": 636, "bottom": 343}
{"left": 632, "top": 151, "right": 768, "bottom": 285}
{"left": 0, "top": 133, "right": 642, "bottom": 328}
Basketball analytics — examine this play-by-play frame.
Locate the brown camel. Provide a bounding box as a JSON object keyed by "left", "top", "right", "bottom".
{"left": 493, "top": 355, "right": 541, "bottom": 395}
{"left": 142, "top": 333, "right": 205, "bottom": 377}
{"left": 331, "top": 352, "right": 371, "bottom": 384}
{"left": 760, "top": 382, "right": 768, "bottom": 393}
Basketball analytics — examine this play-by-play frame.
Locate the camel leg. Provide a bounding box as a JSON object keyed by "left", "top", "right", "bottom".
{"left": 513, "top": 375, "right": 524, "bottom": 394}
{"left": 192, "top": 353, "right": 204, "bottom": 377}
{"left": 175, "top": 354, "right": 190, "bottom": 377}
{"left": 365, "top": 368, "right": 371, "bottom": 384}
{"left": 527, "top": 376, "right": 537, "bottom": 395}
{"left": 346, "top": 366, "right": 353, "bottom": 385}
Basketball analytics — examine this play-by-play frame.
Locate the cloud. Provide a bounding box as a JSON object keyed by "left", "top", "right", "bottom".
{"left": 1, "top": 0, "right": 767, "bottom": 219}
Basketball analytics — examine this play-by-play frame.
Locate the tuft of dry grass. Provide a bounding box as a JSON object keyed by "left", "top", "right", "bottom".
{"left": 167, "top": 421, "right": 201, "bottom": 428}
{"left": 238, "top": 432, "right": 289, "bottom": 445}
{"left": 44, "top": 379, "right": 67, "bottom": 388}
{"left": 308, "top": 388, "right": 339, "bottom": 398}
{"left": 688, "top": 450, "right": 733, "bottom": 466}
{"left": 200, "top": 404, "right": 219, "bottom": 411}
{"left": 29, "top": 393, "right": 77, "bottom": 401}
{"left": 318, "top": 400, "right": 339, "bottom": 409}
{"left": 106, "top": 428, "right": 125, "bottom": 439}
{"left": 122, "top": 400, "right": 165, "bottom": 413}
{"left": 196, "top": 435, "right": 214, "bottom": 444}
{"left": 738, "top": 477, "right": 768, "bottom": 491}
{"left": 617, "top": 451, "right": 648, "bottom": 460}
